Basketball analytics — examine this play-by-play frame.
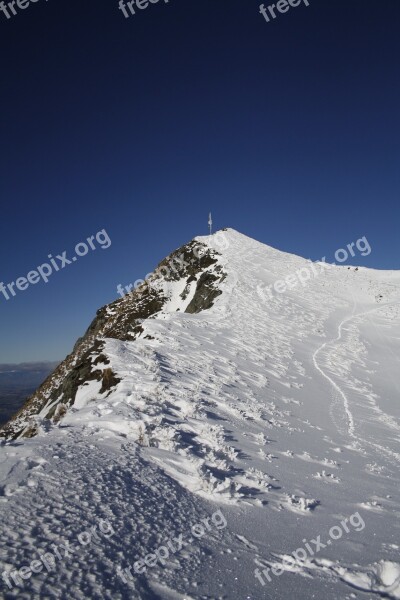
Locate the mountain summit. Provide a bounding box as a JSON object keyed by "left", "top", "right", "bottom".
{"left": 0, "top": 233, "right": 228, "bottom": 440}
{"left": 1, "top": 229, "right": 400, "bottom": 599}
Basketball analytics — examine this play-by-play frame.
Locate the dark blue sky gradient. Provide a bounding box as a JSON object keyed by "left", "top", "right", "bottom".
{"left": 0, "top": 0, "right": 399, "bottom": 362}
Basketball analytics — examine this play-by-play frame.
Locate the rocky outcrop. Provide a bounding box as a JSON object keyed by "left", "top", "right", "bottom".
{"left": 0, "top": 237, "right": 226, "bottom": 440}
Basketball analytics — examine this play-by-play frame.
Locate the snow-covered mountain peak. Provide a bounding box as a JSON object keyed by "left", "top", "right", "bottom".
{"left": 2, "top": 229, "right": 399, "bottom": 443}
{"left": 1, "top": 230, "right": 400, "bottom": 599}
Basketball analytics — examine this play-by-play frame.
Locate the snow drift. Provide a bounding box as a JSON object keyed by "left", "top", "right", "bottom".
{"left": 1, "top": 229, "right": 400, "bottom": 599}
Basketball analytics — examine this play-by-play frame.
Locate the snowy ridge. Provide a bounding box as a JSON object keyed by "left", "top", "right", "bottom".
{"left": 1, "top": 228, "right": 400, "bottom": 599}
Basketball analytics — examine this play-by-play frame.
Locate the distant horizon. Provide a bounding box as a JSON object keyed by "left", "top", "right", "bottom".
{"left": 0, "top": 361, "right": 60, "bottom": 368}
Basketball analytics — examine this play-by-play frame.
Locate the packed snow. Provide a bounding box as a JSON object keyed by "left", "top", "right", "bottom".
{"left": 1, "top": 229, "right": 400, "bottom": 599}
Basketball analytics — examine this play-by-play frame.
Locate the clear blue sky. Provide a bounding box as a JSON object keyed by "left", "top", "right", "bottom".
{"left": 0, "top": 0, "right": 399, "bottom": 363}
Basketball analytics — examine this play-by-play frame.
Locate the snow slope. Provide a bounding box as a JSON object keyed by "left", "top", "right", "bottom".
{"left": 1, "top": 229, "right": 400, "bottom": 599}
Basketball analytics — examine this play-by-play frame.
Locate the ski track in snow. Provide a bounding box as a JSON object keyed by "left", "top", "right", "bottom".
{"left": 313, "top": 298, "right": 400, "bottom": 468}
{"left": 312, "top": 301, "right": 357, "bottom": 439}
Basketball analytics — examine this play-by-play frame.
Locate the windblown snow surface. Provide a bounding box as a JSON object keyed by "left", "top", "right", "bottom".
{"left": 1, "top": 229, "right": 400, "bottom": 599}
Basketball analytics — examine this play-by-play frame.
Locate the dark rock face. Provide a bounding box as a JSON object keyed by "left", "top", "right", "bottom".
{"left": 0, "top": 238, "right": 226, "bottom": 440}
{"left": 185, "top": 271, "right": 225, "bottom": 314}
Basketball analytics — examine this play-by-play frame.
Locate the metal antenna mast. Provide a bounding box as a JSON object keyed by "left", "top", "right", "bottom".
{"left": 208, "top": 212, "right": 212, "bottom": 235}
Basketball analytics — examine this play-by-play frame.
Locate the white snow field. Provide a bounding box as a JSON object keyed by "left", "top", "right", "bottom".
{"left": 1, "top": 229, "right": 400, "bottom": 599}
